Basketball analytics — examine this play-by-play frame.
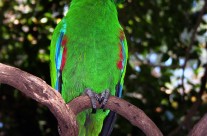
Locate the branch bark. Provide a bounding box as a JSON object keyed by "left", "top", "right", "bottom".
{"left": 69, "top": 95, "right": 163, "bottom": 136}
{"left": 189, "top": 114, "right": 207, "bottom": 136}
{"left": 0, "top": 63, "right": 163, "bottom": 136}
{"left": 0, "top": 63, "right": 78, "bottom": 136}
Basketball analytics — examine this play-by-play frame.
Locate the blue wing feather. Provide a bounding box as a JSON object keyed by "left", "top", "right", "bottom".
{"left": 55, "top": 31, "right": 64, "bottom": 91}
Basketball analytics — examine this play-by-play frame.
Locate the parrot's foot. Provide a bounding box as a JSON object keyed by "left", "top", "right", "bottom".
{"left": 100, "top": 89, "right": 110, "bottom": 110}
{"left": 84, "top": 89, "right": 110, "bottom": 113}
{"left": 84, "top": 88, "right": 99, "bottom": 114}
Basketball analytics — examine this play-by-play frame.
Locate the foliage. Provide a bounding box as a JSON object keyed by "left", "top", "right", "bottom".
{"left": 0, "top": 0, "right": 206, "bottom": 135}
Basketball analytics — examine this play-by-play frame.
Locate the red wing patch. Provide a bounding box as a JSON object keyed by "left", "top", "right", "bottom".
{"left": 117, "top": 44, "right": 123, "bottom": 69}
{"left": 117, "top": 30, "right": 125, "bottom": 70}
{"left": 60, "top": 35, "right": 68, "bottom": 70}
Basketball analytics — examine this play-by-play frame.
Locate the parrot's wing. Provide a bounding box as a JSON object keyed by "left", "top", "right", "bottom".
{"left": 50, "top": 21, "right": 68, "bottom": 92}
{"left": 100, "top": 29, "right": 128, "bottom": 136}
{"left": 116, "top": 30, "right": 128, "bottom": 98}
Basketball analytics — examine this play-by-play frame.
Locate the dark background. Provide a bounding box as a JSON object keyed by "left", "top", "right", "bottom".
{"left": 0, "top": 0, "right": 207, "bottom": 135}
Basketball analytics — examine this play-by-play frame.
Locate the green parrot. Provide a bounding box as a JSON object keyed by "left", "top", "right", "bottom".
{"left": 50, "top": 0, "right": 128, "bottom": 135}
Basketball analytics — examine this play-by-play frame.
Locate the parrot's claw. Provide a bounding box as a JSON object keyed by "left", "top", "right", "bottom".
{"left": 84, "top": 89, "right": 110, "bottom": 113}
{"left": 84, "top": 88, "right": 99, "bottom": 114}
{"left": 100, "top": 89, "right": 110, "bottom": 110}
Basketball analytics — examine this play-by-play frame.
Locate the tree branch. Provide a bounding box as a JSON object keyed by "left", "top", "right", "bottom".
{"left": 0, "top": 63, "right": 78, "bottom": 136}
{"left": 69, "top": 95, "right": 163, "bottom": 136}
{"left": 0, "top": 63, "right": 163, "bottom": 136}
{"left": 189, "top": 114, "right": 207, "bottom": 136}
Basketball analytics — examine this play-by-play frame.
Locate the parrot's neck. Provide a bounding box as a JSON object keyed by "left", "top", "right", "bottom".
{"left": 64, "top": 0, "right": 120, "bottom": 37}
{"left": 70, "top": 0, "right": 116, "bottom": 11}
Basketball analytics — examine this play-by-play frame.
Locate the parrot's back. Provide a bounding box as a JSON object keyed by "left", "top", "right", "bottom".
{"left": 50, "top": 0, "right": 128, "bottom": 135}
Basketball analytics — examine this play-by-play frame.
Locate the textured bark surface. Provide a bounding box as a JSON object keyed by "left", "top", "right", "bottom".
{"left": 0, "top": 63, "right": 78, "bottom": 136}
{"left": 189, "top": 114, "right": 207, "bottom": 136}
{"left": 69, "top": 95, "right": 163, "bottom": 136}
{"left": 0, "top": 63, "right": 164, "bottom": 136}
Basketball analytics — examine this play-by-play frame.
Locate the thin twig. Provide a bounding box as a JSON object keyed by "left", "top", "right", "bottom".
{"left": 168, "top": 1, "right": 207, "bottom": 135}
{"left": 181, "top": 0, "right": 207, "bottom": 92}
{"left": 168, "top": 64, "right": 207, "bottom": 136}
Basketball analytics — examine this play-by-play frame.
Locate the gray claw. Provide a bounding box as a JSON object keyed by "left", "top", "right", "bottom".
{"left": 85, "top": 88, "right": 99, "bottom": 113}
{"left": 100, "top": 89, "right": 110, "bottom": 109}
{"left": 84, "top": 89, "right": 110, "bottom": 112}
